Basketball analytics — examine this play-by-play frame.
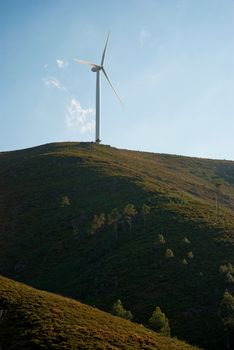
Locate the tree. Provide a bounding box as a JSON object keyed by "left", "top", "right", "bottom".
{"left": 123, "top": 204, "right": 137, "bottom": 233}
{"left": 182, "top": 237, "right": 190, "bottom": 244}
{"left": 219, "top": 292, "right": 234, "bottom": 349}
{"left": 61, "top": 195, "right": 71, "bottom": 207}
{"left": 157, "top": 234, "right": 166, "bottom": 245}
{"left": 148, "top": 306, "right": 170, "bottom": 336}
{"left": 123, "top": 203, "right": 137, "bottom": 217}
{"left": 219, "top": 263, "right": 234, "bottom": 285}
{"left": 187, "top": 251, "right": 194, "bottom": 259}
{"left": 226, "top": 273, "right": 234, "bottom": 284}
{"left": 111, "top": 299, "right": 133, "bottom": 320}
{"left": 141, "top": 204, "right": 151, "bottom": 231}
{"left": 220, "top": 264, "right": 229, "bottom": 274}
{"left": 165, "top": 249, "right": 174, "bottom": 258}
{"left": 108, "top": 208, "right": 121, "bottom": 240}
{"left": 90, "top": 213, "right": 105, "bottom": 234}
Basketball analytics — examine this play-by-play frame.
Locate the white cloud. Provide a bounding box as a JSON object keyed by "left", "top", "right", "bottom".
{"left": 44, "top": 63, "right": 48, "bottom": 69}
{"left": 56, "top": 59, "right": 68, "bottom": 69}
{"left": 139, "top": 29, "right": 151, "bottom": 46}
{"left": 43, "top": 77, "right": 65, "bottom": 90}
{"left": 66, "top": 98, "right": 95, "bottom": 133}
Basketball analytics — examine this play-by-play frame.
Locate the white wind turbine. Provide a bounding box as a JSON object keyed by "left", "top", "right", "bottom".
{"left": 74, "top": 32, "right": 122, "bottom": 143}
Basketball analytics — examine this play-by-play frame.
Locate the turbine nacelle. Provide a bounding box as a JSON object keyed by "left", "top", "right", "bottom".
{"left": 91, "top": 66, "right": 101, "bottom": 72}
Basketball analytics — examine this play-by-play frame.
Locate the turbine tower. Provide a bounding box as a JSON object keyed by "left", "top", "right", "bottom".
{"left": 74, "top": 33, "right": 122, "bottom": 143}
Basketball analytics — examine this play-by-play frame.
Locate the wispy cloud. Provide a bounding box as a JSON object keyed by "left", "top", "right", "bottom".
{"left": 66, "top": 98, "right": 95, "bottom": 132}
{"left": 139, "top": 29, "right": 151, "bottom": 46}
{"left": 43, "top": 77, "right": 65, "bottom": 90}
{"left": 56, "top": 59, "right": 68, "bottom": 69}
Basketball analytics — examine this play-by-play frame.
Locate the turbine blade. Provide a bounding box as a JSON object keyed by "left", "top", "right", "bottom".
{"left": 73, "top": 59, "right": 101, "bottom": 68}
{"left": 101, "top": 32, "right": 110, "bottom": 66}
{"left": 102, "top": 68, "right": 123, "bottom": 105}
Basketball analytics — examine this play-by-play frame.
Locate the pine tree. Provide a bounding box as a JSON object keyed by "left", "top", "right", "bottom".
{"left": 141, "top": 204, "right": 151, "bottom": 232}
{"left": 108, "top": 208, "right": 121, "bottom": 240}
{"left": 111, "top": 299, "right": 133, "bottom": 320}
{"left": 61, "top": 195, "right": 71, "bottom": 207}
{"left": 220, "top": 292, "right": 234, "bottom": 326}
{"left": 123, "top": 204, "right": 137, "bottom": 233}
{"left": 165, "top": 248, "right": 174, "bottom": 258}
{"left": 219, "top": 292, "right": 234, "bottom": 349}
{"left": 157, "top": 234, "right": 166, "bottom": 244}
{"left": 187, "top": 251, "right": 194, "bottom": 259}
{"left": 90, "top": 213, "right": 105, "bottom": 234}
{"left": 182, "top": 237, "right": 191, "bottom": 244}
{"left": 148, "top": 306, "right": 170, "bottom": 336}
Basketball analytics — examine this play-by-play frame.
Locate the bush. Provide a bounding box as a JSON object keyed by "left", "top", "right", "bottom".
{"left": 111, "top": 299, "right": 133, "bottom": 320}
{"left": 148, "top": 306, "right": 170, "bottom": 336}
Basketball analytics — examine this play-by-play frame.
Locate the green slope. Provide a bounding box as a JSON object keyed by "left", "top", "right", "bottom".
{"left": 0, "top": 275, "right": 199, "bottom": 350}
{"left": 0, "top": 142, "right": 234, "bottom": 349}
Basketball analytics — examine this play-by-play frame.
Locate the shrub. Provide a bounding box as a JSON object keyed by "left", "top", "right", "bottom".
{"left": 148, "top": 306, "right": 170, "bottom": 336}
{"left": 111, "top": 299, "right": 133, "bottom": 320}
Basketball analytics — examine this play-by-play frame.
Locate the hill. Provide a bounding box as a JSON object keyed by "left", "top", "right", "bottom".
{"left": 0, "top": 275, "right": 199, "bottom": 350}
{"left": 0, "top": 142, "right": 234, "bottom": 349}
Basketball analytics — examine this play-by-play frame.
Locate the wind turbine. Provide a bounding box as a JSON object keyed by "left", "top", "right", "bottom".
{"left": 74, "top": 32, "right": 122, "bottom": 144}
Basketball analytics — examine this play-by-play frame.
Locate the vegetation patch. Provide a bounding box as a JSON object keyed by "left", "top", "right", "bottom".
{"left": 0, "top": 275, "right": 199, "bottom": 350}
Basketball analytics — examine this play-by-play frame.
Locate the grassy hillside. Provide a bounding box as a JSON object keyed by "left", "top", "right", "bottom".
{"left": 0, "top": 275, "right": 199, "bottom": 350}
{"left": 0, "top": 142, "right": 234, "bottom": 349}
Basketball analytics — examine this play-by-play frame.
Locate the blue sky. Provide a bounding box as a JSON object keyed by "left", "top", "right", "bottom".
{"left": 1, "top": 0, "right": 234, "bottom": 159}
